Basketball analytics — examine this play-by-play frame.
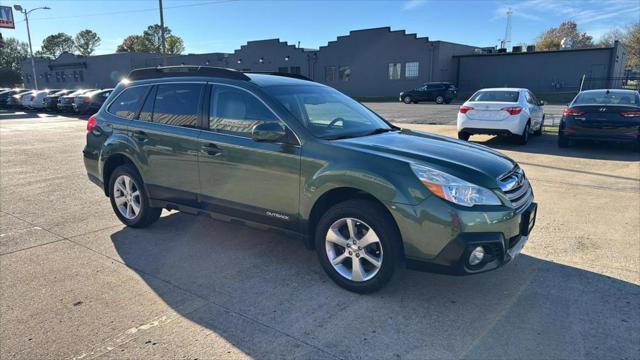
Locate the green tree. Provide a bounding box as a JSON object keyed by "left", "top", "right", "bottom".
{"left": 535, "top": 21, "right": 594, "bottom": 51}
{"left": 74, "top": 29, "right": 101, "bottom": 56}
{"left": 0, "top": 37, "right": 29, "bottom": 86}
{"left": 39, "top": 33, "right": 75, "bottom": 58}
{"left": 597, "top": 23, "right": 640, "bottom": 68}
{"left": 116, "top": 25, "right": 185, "bottom": 54}
{"left": 143, "top": 24, "right": 171, "bottom": 53}
{"left": 116, "top": 35, "right": 150, "bottom": 52}
{"left": 165, "top": 35, "right": 185, "bottom": 55}
{"left": 625, "top": 23, "right": 640, "bottom": 68}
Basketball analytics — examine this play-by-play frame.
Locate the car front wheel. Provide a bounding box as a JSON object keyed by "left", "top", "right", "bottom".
{"left": 403, "top": 96, "right": 412, "bottom": 104}
{"left": 108, "top": 164, "right": 162, "bottom": 228}
{"left": 315, "top": 199, "right": 399, "bottom": 293}
{"left": 435, "top": 95, "right": 445, "bottom": 104}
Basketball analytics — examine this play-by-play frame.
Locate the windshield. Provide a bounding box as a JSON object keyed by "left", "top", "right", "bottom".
{"left": 263, "top": 85, "right": 393, "bottom": 139}
{"left": 573, "top": 91, "right": 640, "bottom": 106}
{"left": 469, "top": 90, "right": 519, "bottom": 102}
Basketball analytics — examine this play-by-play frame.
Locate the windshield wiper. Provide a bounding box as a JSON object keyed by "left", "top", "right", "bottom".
{"left": 363, "top": 127, "right": 399, "bottom": 136}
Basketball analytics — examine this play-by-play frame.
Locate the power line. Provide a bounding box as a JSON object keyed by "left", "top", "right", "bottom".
{"left": 15, "top": 0, "right": 237, "bottom": 22}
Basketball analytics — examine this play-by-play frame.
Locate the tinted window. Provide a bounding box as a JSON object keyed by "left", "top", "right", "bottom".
{"left": 151, "top": 83, "right": 204, "bottom": 127}
{"left": 138, "top": 86, "right": 156, "bottom": 122}
{"left": 209, "top": 86, "right": 278, "bottom": 137}
{"left": 108, "top": 86, "right": 149, "bottom": 119}
{"left": 469, "top": 91, "right": 519, "bottom": 102}
{"left": 573, "top": 91, "right": 640, "bottom": 105}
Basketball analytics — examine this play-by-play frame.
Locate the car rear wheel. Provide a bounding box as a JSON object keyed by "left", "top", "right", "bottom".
{"left": 403, "top": 96, "right": 412, "bottom": 104}
{"left": 515, "top": 123, "right": 530, "bottom": 145}
{"left": 435, "top": 95, "right": 445, "bottom": 104}
{"left": 458, "top": 131, "right": 470, "bottom": 141}
{"left": 534, "top": 116, "right": 544, "bottom": 136}
{"left": 108, "top": 164, "right": 162, "bottom": 228}
{"left": 315, "top": 199, "right": 399, "bottom": 293}
{"left": 558, "top": 133, "right": 569, "bottom": 148}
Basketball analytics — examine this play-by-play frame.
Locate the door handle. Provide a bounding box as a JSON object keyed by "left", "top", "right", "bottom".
{"left": 202, "top": 143, "right": 222, "bottom": 156}
{"left": 133, "top": 130, "right": 148, "bottom": 142}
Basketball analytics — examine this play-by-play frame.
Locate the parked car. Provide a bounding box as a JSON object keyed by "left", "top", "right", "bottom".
{"left": 84, "top": 66, "right": 537, "bottom": 293}
{"left": 6, "top": 90, "right": 33, "bottom": 109}
{"left": 58, "top": 89, "right": 95, "bottom": 112}
{"left": 559, "top": 89, "right": 640, "bottom": 149}
{"left": 43, "top": 89, "right": 73, "bottom": 112}
{"left": 0, "top": 89, "right": 29, "bottom": 109}
{"left": 25, "top": 89, "right": 61, "bottom": 110}
{"left": 73, "top": 89, "right": 114, "bottom": 114}
{"left": 457, "top": 88, "right": 545, "bottom": 145}
{"left": 399, "top": 82, "right": 457, "bottom": 104}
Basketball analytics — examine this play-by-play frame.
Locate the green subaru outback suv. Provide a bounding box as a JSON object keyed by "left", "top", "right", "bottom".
{"left": 83, "top": 66, "right": 536, "bottom": 293}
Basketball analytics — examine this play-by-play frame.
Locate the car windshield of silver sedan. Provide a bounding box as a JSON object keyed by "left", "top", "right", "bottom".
{"left": 265, "top": 85, "right": 395, "bottom": 139}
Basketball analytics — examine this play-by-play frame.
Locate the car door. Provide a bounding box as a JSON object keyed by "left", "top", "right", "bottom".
{"left": 197, "top": 83, "right": 301, "bottom": 230}
{"left": 526, "top": 91, "right": 543, "bottom": 128}
{"left": 127, "top": 82, "right": 205, "bottom": 207}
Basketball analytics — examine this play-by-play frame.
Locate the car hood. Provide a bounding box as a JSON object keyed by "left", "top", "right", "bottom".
{"left": 336, "top": 129, "right": 516, "bottom": 188}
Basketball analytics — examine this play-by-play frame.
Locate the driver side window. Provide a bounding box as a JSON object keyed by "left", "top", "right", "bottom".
{"left": 209, "top": 86, "right": 280, "bottom": 138}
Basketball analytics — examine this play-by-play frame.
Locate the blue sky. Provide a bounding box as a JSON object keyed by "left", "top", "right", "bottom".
{"left": 2, "top": 0, "right": 639, "bottom": 55}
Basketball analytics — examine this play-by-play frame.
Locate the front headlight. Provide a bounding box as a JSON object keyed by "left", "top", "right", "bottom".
{"left": 411, "top": 164, "right": 501, "bottom": 207}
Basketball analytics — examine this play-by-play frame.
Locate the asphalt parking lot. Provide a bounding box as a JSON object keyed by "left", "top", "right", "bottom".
{"left": 1, "top": 108, "right": 639, "bottom": 359}
{"left": 363, "top": 102, "right": 566, "bottom": 126}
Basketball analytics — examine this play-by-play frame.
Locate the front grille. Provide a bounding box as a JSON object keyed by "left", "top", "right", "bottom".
{"left": 498, "top": 166, "right": 533, "bottom": 212}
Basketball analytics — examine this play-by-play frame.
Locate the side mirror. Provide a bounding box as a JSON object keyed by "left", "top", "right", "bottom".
{"left": 539, "top": 100, "right": 545, "bottom": 106}
{"left": 252, "top": 122, "right": 286, "bottom": 142}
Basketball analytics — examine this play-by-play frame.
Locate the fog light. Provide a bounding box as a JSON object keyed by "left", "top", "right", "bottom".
{"left": 468, "top": 246, "right": 485, "bottom": 266}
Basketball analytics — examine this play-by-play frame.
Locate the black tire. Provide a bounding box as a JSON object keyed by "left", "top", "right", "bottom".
{"left": 403, "top": 96, "right": 412, "bottom": 104}
{"left": 458, "top": 131, "right": 471, "bottom": 141}
{"left": 108, "top": 164, "right": 161, "bottom": 228}
{"left": 534, "top": 116, "right": 544, "bottom": 136}
{"left": 435, "top": 95, "right": 445, "bottom": 104}
{"left": 314, "top": 199, "right": 400, "bottom": 293}
{"left": 558, "top": 133, "right": 569, "bottom": 148}
{"left": 515, "top": 122, "right": 530, "bottom": 145}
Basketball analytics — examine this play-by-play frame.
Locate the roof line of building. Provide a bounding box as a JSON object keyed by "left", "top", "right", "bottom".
{"left": 454, "top": 46, "right": 616, "bottom": 58}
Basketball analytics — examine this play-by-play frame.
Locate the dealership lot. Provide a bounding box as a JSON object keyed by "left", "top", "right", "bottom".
{"left": 1, "top": 109, "right": 638, "bottom": 359}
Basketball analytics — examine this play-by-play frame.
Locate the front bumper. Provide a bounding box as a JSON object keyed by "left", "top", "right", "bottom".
{"left": 389, "top": 195, "right": 537, "bottom": 275}
{"left": 57, "top": 103, "right": 74, "bottom": 112}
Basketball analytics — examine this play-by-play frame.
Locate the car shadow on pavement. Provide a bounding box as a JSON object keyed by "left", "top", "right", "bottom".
{"left": 473, "top": 132, "right": 640, "bottom": 162}
{"left": 110, "top": 211, "right": 640, "bottom": 359}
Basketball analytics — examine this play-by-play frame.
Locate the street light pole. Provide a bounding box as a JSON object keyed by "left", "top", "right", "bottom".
{"left": 14, "top": 4, "right": 50, "bottom": 90}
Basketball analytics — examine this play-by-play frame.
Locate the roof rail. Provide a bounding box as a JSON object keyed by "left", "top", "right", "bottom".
{"left": 127, "top": 66, "right": 250, "bottom": 81}
{"left": 244, "top": 71, "right": 313, "bottom": 81}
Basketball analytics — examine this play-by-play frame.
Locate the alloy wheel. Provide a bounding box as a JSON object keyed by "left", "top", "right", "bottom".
{"left": 113, "top": 175, "right": 141, "bottom": 220}
{"left": 325, "top": 217, "right": 383, "bottom": 282}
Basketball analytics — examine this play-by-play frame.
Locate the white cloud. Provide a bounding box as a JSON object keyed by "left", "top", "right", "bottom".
{"left": 403, "top": 0, "right": 426, "bottom": 11}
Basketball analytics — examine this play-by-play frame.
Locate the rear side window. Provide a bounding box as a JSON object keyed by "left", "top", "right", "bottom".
{"left": 108, "top": 86, "right": 150, "bottom": 119}
{"left": 151, "top": 83, "right": 204, "bottom": 127}
{"left": 469, "top": 91, "right": 519, "bottom": 102}
{"left": 209, "top": 86, "right": 278, "bottom": 137}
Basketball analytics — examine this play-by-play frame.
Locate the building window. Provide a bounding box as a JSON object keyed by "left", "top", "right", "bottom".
{"left": 405, "top": 62, "right": 419, "bottom": 79}
{"left": 388, "top": 63, "right": 401, "bottom": 80}
{"left": 290, "top": 66, "right": 301, "bottom": 75}
{"left": 325, "top": 66, "right": 336, "bottom": 82}
{"left": 338, "top": 66, "right": 351, "bottom": 81}
{"left": 278, "top": 67, "right": 288, "bottom": 73}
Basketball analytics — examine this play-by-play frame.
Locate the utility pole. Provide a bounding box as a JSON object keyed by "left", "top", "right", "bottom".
{"left": 14, "top": 4, "right": 51, "bottom": 90}
{"left": 159, "top": 0, "right": 166, "bottom": 65}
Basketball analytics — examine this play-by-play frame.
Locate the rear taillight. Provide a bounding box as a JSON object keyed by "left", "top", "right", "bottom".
{"left": 620, "top": 111, "right": 640, "bottom": 117}
{"left": 86, "top": 115, "right": 97, "bottom": 132}
{"left": 501, "top": 106, "right": 523, "bottom": 115}
{"left": 563, "top": 108, "right": 586, "bottom": 116}
{"left": 459, "top": 106, "right": 473, "bottom": 114}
